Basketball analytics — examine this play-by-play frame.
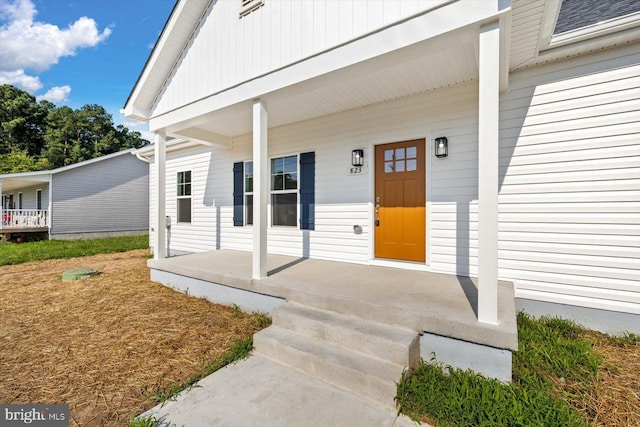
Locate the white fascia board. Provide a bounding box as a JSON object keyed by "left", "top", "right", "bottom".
{"left": 149, "top": 0, "right": 509, "bottom": 132}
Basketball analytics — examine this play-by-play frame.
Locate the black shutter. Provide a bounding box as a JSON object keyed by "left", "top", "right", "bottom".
{"left": 299, "top": 152, "right": 315, "bottom": 230}
{"left": 233, "top": 162, "right": 244, "bottom": 226}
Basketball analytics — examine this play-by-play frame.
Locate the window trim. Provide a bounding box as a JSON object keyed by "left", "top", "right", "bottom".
{"left": 270, "top": 153, "right": 299, "bottom": 228}
{"left": 176, "top": 170, "right": 192, "bottom": 224}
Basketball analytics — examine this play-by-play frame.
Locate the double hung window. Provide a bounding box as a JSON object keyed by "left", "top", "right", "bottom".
{"left": 177, "top": 171, "right": 192, "bottom": 223}
{"left": 271, "top": 155, "right": 297, "bottom": 227}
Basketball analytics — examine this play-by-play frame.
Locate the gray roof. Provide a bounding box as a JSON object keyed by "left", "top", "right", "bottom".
{"left": 554, "top": 0, "right": 640, "bottom": 34}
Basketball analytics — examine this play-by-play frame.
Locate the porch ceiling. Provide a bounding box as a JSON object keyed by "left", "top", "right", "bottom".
{"left": 166, "top": 25, "right": 484, "bottom": 140}
{"left": 1, "top": 177, "right": 49, "bottom": 192}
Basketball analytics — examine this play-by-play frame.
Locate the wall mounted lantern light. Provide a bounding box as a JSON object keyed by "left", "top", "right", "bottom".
{"left": 434, "top": 137, "right": 448, "bottom": 158}
{"left": 352, "top": 149, "right": 365, "bottom": 166}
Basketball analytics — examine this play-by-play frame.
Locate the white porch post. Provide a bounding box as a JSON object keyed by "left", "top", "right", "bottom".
{"left": 253, "top": 99, "right": 268, "bottom": 279}
{"left": 477, "top": 21, "right": 500, "bottom": 325}
{"left": 154, "top": 131, "right": 167, "bottom": 259}
{"left": 47, "top": 176, "right": 52, "bottom": 234}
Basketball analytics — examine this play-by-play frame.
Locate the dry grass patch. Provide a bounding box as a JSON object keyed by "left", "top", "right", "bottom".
{"left": 576, "top": 331, "right": 640, "bottom": 426}
{"left": 0, "top": 249, "right": 269, "bottom": 426}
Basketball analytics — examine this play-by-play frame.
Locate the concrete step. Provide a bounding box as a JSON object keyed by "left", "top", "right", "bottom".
{"left": 254, "top": 325, "right": 404, "bottom": 408}
{"left": 273, "top": 302, "right": 420, "bottom": 369}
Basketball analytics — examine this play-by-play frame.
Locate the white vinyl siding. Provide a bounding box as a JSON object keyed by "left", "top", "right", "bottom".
{"left": 152, "top": 0, "right": 448, "bottom": 115}
{"left": 498, "top": 44, "right": 640, "bottom": 313}
{"left": 150, "top": 82, "right": 479, "bottom": 264}
{"left": 148, "top": 43, "right": 639, "bottom": 316}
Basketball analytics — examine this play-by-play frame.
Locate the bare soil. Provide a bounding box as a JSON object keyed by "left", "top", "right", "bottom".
{"left": 0, "top": 250, "right": 268, "bottom": 426}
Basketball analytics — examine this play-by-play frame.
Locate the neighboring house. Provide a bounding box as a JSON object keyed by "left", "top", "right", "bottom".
{"left": 125, "top": 0, "right": 639, "bottom": 386}
{"left": 0, "top": 149, "right": 149, "bottom": 241}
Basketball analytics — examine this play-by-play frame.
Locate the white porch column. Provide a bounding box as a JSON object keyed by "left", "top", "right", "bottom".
{"left": 477, "top": 21, "right": 500, "bottom": 325}
{"left": 253, "top": 99, "right": 268, "bottom": 279}
{"left": 154, "top": 131, "right": 167, "bottom": 259}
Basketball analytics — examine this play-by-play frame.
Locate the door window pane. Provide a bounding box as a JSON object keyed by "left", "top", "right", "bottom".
{"left": 406, "top": 159, "right": 417, "bottom": 171}
{"left": 407, "top": 146, "right": 417, "bottom": 158}
{"left": 395, "top": 148, "right": 405, "bottom": 160}
{"left": 395, "top": 161, "right": 405, "bottom": 172}
{"left": 385, "top": 161, "right": 394, "bottom": 173}
{"left": 384, "top": 149, "right": 394, "bottom": 161}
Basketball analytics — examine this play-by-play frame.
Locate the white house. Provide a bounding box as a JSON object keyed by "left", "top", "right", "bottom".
{"left": 0, "top": 149, "right": 149, "bottom": 241}
{"left": 126, "top": 0, "right": 639, "bottom": 395}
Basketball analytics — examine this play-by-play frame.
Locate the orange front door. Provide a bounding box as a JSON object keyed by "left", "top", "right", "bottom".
{"left": 374, "top": 139, "right": 426, "bottom": 262}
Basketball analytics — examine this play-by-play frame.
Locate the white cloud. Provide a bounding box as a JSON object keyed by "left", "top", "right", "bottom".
{"left": 0, "top": 0, "right": 111, "bottom": 73}
{"left": 36, "top": 85, "right": 71, "bottom": 103}
{"left": 0, "top": 69, "right": 42, "bottom": 92}
{"left": 0, "top": 0, "right": 110, "bottom": 96}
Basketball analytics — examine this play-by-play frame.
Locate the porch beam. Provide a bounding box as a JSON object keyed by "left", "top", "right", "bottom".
{"left": 477, "top": 21, "right": 500, "bottom": 325}
{"left": 168, "top": 127, "right": 232, "bottom": 148}
{"left": 154, "top": 131, "right": 167, "bottom": 259}
{"left": 252, "top": 99, "right": 268, "bottom": 279}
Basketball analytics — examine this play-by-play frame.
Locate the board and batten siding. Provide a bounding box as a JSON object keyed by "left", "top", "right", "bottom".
{"left": 152, "top": 0, "right": 448, "bottom": 116}
{"left": 498, "top": 44, "right": 640, "bottom": 314}
{"left": 150, "top": 82, "right": 481, "bottom": 266}
{"left": 51, "top": 154, "right": 149, "bottom": 235}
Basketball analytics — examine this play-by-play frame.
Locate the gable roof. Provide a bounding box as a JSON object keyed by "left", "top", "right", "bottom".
{"left": 555, "top": 0, "right": 640, "bottom": 34}
{"left": 0, "top": 149, "right": 137, "bottom": 180}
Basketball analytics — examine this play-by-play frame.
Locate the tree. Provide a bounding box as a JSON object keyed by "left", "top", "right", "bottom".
{"left": 0, "top": 150, "right": 50, "bottom": 174}
{"left": 0, "top": 84, "right": 47, "bottom": 156}
{"left": 42, "top": 106, "right": 78, "bottom": 168}
{"left": 0, "top": 84, "right": 150, "bottom": 171}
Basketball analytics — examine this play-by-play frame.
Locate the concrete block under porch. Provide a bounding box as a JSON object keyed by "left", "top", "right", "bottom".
{"left": 149, "top": 250, "right": 518, "bottom": 382}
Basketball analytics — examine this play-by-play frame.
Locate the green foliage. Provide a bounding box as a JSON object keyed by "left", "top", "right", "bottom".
{"left": 128, "top": 415, "right": 157, "bottom": 427}
{"left": 150, "top": 336, "right": 255, "bottom": 404}
{"left": 0, "top": 150, "right": 50, "bottom": 173}
{"left": 397, "top": 312, "right": 600, "bottom": 427}
{"left": 0, "top": 84, "right": 149, "bottom": 172}
{"left": 0, "top": 235, "right": 149, "bottom": 265}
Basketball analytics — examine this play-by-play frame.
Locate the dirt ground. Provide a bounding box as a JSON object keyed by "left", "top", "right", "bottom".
{"left": 0, "top": 250, "right": 268, "bottom": 426}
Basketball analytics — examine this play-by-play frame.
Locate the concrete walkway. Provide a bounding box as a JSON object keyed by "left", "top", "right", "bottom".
{"left": 142, "top": 354, "right": 422, "bottom": 427}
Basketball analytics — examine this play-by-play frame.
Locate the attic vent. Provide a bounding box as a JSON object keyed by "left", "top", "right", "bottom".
{"left": 240, "top": 0, "right": 264, "bottom": 17}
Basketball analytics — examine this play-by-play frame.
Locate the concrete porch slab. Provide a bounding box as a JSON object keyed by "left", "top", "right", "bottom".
{"left": 148, "top": 250, "right": 518, "bottom": 351}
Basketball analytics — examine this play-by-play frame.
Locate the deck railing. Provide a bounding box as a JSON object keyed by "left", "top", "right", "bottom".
{"left": 1, "top": 209, "right": 49, "bottom": 229}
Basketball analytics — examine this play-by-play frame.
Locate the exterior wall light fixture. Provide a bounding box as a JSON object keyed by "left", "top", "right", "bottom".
{"left": 435, "top": 137, "right": 448, "bottom": 158}
{"left": 352, "top": 149, "right": 364, "bottom": 166}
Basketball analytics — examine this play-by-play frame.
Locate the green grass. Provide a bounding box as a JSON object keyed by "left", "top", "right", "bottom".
{"left": 397, "top": 312, "right": 600, "bottom": 427}
{"left": 128, "top": 415, "right": 157, "bottom": 427}
{"left": 0, "top": 234, "right": 149, "bottom": 265}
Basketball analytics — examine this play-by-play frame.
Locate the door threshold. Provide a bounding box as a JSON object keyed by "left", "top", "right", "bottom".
{"left": 370, "top": 258, "right": 428, "bottom": 272}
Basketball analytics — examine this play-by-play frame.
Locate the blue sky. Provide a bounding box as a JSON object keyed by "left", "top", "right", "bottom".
{"left": 0, "top": 0, "right": 176, "bottom": 138}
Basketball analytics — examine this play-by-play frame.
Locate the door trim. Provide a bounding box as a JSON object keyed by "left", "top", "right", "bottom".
{"left": 373, "top": 138, "right": 427, "bottom": 263}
